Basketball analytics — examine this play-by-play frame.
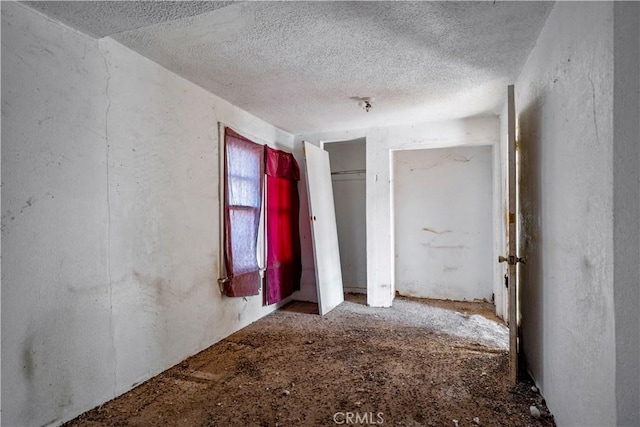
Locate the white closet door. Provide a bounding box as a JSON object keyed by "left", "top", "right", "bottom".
{"left": 303, "top": 141, "right": 344, "bottom": 315}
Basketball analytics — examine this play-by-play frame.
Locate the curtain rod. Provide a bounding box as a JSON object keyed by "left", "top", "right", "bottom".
{"left": 219, "top": 122, "right": 286, "bottom": 148}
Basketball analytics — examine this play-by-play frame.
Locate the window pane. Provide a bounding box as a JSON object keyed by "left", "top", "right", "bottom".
{"left": 230, "top": 177, "right": 261, "bottom": 208}
{"left": 230, "top": 207, "right": 260, "bottom": 274}
{"left": 223, "top": 128, "right": 264, "bottom": 297}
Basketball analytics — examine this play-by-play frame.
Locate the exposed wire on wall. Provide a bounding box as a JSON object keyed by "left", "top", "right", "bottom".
{"left": 351, "top": 96, "right": 374, "bottom": 112}
{"left": 358, "top": 97, "right": 373, "bottom": 112}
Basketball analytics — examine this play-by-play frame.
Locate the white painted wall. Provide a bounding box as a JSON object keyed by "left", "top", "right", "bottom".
{"left": 1, "top": 3, "right": 296, "bottom": 426}
{"left": 296, "top": 117, "right": 500, "bottom": 308}
{"left": 508, "top": 3, "right": 619, "bottom": 425}
{"left": 393, "top": 146, "right": 493, "bottom": 301}
{"left": 325, "top": 139, "right": 367, "bottom": 293}
{"left": 612, "top": 2, "right": 640, "bottom": 425}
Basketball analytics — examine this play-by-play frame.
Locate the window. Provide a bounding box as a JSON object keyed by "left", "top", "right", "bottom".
{"left": 222, "top": 128, "right": 264, "bottom": 297}
{"left": 221, "top": 127, "right": 301, "bottom": 303}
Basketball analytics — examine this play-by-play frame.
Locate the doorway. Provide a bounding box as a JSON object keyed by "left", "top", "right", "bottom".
{"left": 324, "top": 138, "right": 367, "bottom": 295}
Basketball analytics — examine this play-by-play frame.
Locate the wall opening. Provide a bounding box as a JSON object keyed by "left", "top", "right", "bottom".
{"left": 324, "top": 138, "right": 367, "bottom": 295}
{"left": 391, "top": 145, "right": 494, "bottom": 302}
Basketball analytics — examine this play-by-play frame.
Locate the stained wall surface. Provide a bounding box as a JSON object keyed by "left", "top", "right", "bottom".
{"left": 511, "top": 2, "right": 618, "bottom": 425}
{"left": 1, "top": 3, "right": 295, "bottom": 426}
{"left": 393, "top": 146, "right": 493, "bottom": 301}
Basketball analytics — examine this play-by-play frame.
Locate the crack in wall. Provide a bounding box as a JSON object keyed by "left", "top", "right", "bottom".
{"left": 98, "top": 39, "right": 117, "bottom": 396}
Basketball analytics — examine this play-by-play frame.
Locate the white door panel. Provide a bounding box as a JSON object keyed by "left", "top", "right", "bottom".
{"left": 304, "top": 142, "right": 344, "bottom": 315}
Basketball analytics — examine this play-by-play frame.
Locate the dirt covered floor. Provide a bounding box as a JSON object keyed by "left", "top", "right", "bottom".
{"left": 65, "top": 295, "right": 555, "bottom": 426}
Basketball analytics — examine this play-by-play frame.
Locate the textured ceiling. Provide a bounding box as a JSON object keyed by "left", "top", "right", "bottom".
{"left": 24, "top": 1, "right": 234, "bottom": 38}
{"left": 24, "top": 1, "right": 553, "bottom": 134}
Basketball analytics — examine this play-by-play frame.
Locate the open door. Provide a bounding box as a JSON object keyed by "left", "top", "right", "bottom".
{"left": 303, "top": 141, "right": 344, "bottom": 315}
{"left": 500, "top": 85, "right": 524, "bottom": 385}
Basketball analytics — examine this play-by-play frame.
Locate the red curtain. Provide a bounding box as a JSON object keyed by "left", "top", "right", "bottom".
{"left": 223, "top": 128, "right": 264, "bottom": 297}
{"left": 265, "top": 146, "right": 301, "bottom": 304}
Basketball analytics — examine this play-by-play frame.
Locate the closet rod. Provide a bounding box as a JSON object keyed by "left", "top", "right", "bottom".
{"left": 331, "top": 169, "right": 366, "bottom": 176}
